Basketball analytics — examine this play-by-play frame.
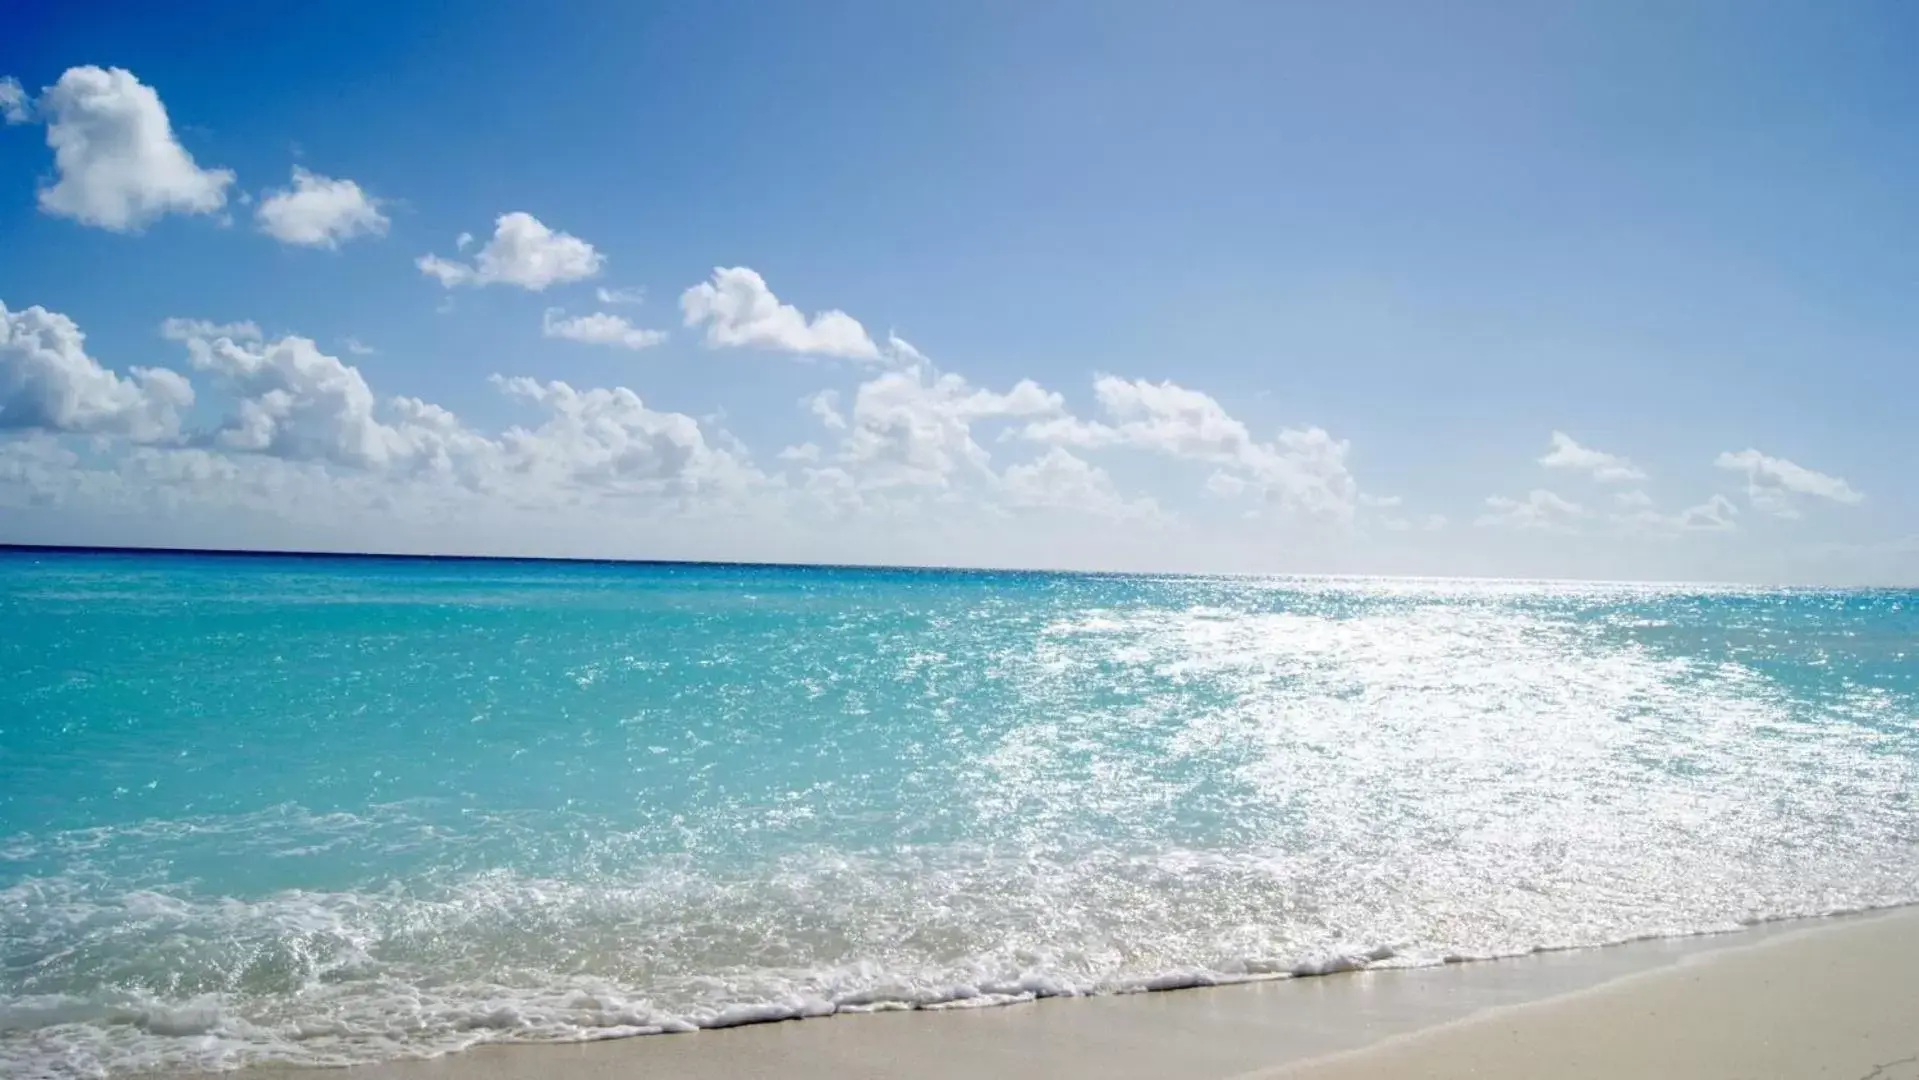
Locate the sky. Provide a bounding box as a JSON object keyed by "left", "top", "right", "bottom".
{"left": 1, "top": 1, "right": 1916, "bottom": 582}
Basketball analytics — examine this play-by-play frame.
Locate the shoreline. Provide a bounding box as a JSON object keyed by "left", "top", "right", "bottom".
{"left": 1268, "top": 902, "right": 1919, "bottom": 1079}
{"left": 207, "top": 905, "right": 1919, "bottom": 1080}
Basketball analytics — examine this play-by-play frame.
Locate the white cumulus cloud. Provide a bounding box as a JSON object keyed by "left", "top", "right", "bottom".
{"left": 173, "top": 323, "right": 440, "bottom": 469}
{"left": 32, "top": 66, "right": 234, "bottom": 231}
{"left": 1538, "top": 431, "right": 1645, "bottom": 482}
{"left": 1714, "top": 448, "right": 1862, "bottom": 518}
{"left": 491, "top": 376, "right": 753, "bottom": 494}
{"left": 596, "top": 286, "right": 646, "bottom": 305}
{"left": 681, "top": 267, "right": 879, "bottom": 359}
{"left": 1001, "top": 447, "right": 1155, "bottom": 519}
{"left": 1023, "top": 376, "right": 1360, "bottom": 521}
{"left": 416, "top": 255, "right": 470, "bottom": 288}
{"left": 541, "top": 309, "right": 667, "bottom": 351}
{"left": 2, "top": 300, "right": 192, "bottom": 441}
{"left": 417, "top": 212, "right": 604, "bottom": 290}
{"left": 255, "top": 167, "right": 388, "bottom": 248}
{"left": 0, "top": 76, "right": 29, "bottom": 124}
{"left": 825, "top": 366, "right": 1062, "bottom": 487}
{"left": 1258, "top": 426, "right": 1360, "bottom": 521}
{"left": 804, "top": 389, "right": 847, "bottom": 431}
{"left": 161, "top": 320, "right": 752, "bottom": 498}
{"left": 4, "top": 311, "right": 782, "bottom": 532}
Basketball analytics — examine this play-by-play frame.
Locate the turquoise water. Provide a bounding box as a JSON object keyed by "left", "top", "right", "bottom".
{"left": 3, "top": 550, "right": 1917, "bottom": 1077}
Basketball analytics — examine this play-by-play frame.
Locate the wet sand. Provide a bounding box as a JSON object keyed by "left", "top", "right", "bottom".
{"left": 215, "top": 906, "right": 1919, "bottom": 1080}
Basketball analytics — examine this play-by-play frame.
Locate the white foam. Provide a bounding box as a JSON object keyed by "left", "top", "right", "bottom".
{"left": 7, "top": 893, "right": 1919, "bottom": 1079}
{"left": 133, "top": 1003, "right": 223, "bottom": 1037}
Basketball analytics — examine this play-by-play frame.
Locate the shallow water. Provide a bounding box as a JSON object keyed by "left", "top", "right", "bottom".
{"left": 3, "top": 551, "right": 1916, "bottom": 1077}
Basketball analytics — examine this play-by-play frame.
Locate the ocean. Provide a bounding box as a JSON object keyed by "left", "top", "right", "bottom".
{"left": 2, "top": 548, "right": 1916, "bottom": 1078}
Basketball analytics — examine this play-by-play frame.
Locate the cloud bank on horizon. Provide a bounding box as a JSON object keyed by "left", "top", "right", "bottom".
{"left": 0, "top": 45, "right": 1906, "bottom": 583}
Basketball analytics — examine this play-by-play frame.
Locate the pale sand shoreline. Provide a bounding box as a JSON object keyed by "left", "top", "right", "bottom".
{"left": 213, "top": 905, "right": 1919, "bottom": 1080}
{"left": 1268, "top": 904, "right": 1919, "bottom": 1080}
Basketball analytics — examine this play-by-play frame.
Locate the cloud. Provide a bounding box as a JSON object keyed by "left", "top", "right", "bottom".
{"left": 804, "top": 390, "right": 847, "bottom": 431}
{"left": 31, "top": 66, "right": 234, "bottom": 230}
{"left": 885, "top": 335, "right": 929, "bottom": 366}
{"left": 160, "top": 317, "right": 261, "bottom": 343}
{"left": 1000, "top": 447, "right": 1156, "bottom": 519}
{"left": 341, "top": 337, "right": 376, "bottom": 356}
{"left": 1096, "top": 378, "right": 1255, "bottom": 456}
{"left": 0, "top": 436, "right": 81, "bottom": 508}
{"left": 0, "top": 76, "right": 29, "bottom": 124}
{"left": 172, "top": 323, "right": 443, "bottom": 469}
{"left": 1675, "top": 494, "right": 1739, "bottom": 532}
{"left": 155, "top": 319, "right": 753, "bottom": 501}
{"left": 417, "top": 212, "right": 603, "bottom": 290}
{"left": 491, "top": 377, "right": 755, "bottom": 494}
{"left": 1026, "top": 377, "right": 1249, "bottom": 456}
{"left": 1714, "top": 448, "right": 1862, "bottom": 517}
{"left": 778, "top": 442, "right": 822, "bottom": 463}
{"left": 1023, "top": 376, "right": 1360, "bottom": 521}
{"left": 794, "top": 465, "right": 863, "bottom": 517}
{"left": 2, "top": 300, "right": 193, "bottom": 441}
{"left": 680, "top": 267, "right": 879, "bottom": 359}
{"left": 541, "top": 309, "right": 667, "bottom": 351}
{"left": 254, "top": 167, "right": 388, "bottom": 248}
{"left": 1611, "top": 489, "right": 1740, "bottom": 535}
{"left": 2, "top": 309, "right": 792, "bottom": 543}
{"left": 596, "top": 286, "right": 646, "bottom": 306}
{"left": 163, "top": 323, "right": 510, "bottom": 489}
{"left": 1476, "top": 489, "right": 1584, "bottom": 531}
{"left": 416, "top": 255, "right": 472, "bottom": 288}
{"left": 820, "top": 366, "right": 1062, "bottom": 487}
{"left": 1204, "top": 471, "right": 1247, "bottom": 499}
{"left": 1538, "top": 431, "right": 1645, "bottom": 482}
{"left": 1259, "top": 426, "right": 1360, "bottom": 521}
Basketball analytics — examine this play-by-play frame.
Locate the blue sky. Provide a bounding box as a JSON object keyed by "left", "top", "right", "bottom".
{"left": 2, "top": 1, "right": 1916, "bottom": 581}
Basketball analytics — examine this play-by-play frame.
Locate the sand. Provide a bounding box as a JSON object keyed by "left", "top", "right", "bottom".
{"left": 1268, "top": 905, "right": 1919, "bottom": 1080}
{"left": 225, "top": 906, "right": 1919, "bottom": 1080}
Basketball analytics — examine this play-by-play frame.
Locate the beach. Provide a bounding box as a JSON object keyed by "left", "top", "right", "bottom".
{"left": 215, "top": 906, "right": 1919, "bottom": 1080}
{"left": 1271, "top": 905, "right": 1919, "bottom": 1079}
{"left": 7, "top": 3, "right": 1915, "bottom": 1075}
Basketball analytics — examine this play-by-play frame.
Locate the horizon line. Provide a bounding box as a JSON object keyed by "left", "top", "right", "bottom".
{"left": 1, "top": 541, "right": 1895, "bottom": 590}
